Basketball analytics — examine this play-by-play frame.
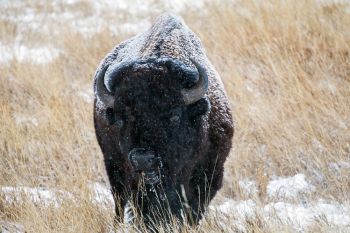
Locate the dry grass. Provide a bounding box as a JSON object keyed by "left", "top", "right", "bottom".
{"left": 0, "top": 0, "right": 349, "bottom": 232}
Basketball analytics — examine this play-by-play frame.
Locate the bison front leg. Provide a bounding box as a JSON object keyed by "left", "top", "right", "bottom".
{"left": 104, "top": 161, "right": 128, "bottom": 223}
{"left": 189, "top": 157, "right": 226, "bottom": 223}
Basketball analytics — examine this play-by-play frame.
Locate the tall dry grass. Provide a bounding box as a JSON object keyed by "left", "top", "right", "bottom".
{"left": 0, "top": 0, "right": 349, "bottom": 232}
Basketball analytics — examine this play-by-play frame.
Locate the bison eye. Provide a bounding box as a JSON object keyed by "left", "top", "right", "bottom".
{"left": 105, "top": 107, "right": 115, "bottom": 125}
{"left": 115, "top": 118, "right": 124, "bottom": 128}
{"left": 170, "top": 115, "right": 180, "bottom": 124}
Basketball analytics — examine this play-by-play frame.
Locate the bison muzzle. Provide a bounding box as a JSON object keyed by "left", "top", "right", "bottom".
{"left": 93, "top": 13, "right": 234, "bottom": 228}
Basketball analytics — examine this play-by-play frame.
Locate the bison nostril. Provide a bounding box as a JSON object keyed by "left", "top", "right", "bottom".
{"left": 128, "top": 148, "right": 156, "bottom": 171}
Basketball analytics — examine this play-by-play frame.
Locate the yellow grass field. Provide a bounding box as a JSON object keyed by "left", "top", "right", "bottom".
{"left": 0, "top": 0, "right": 349, "bottom": 232}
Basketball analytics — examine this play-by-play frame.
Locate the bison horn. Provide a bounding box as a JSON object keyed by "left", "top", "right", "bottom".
{"left": 104, "top": 60, "right": 137, "bottom": 93}
{"left": 181, "top": 59, "right": 209, "bottom": 105}
{"left": 94, "top": 65, "right": 114, "bottom": 109}
{"left": 95, "top": 61, "right": 136, "bottom": 110}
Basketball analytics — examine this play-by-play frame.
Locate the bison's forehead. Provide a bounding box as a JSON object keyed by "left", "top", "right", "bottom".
{"left": 114, "top": 68, "right": 183, "bottom": 112}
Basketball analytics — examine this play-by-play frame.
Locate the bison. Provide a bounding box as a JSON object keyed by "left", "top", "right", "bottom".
{"left": 93, "top": 13, "right": 234, "bottom": 228}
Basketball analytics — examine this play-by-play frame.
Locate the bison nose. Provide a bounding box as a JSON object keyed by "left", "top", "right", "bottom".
{"left": 128, "top": 148, "right": 157, "bottom": 172}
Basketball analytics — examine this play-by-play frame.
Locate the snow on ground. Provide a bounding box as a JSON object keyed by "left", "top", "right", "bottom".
{"left": 212, "top": 199, "right": 257, "bottom": 232}
{"left": 0, "top": 0, "right": 207, "bottom": 65}
{"left": 266, "top": 173, "right": 315, "bottom": 200}
{"left": 213, "top": 198, "right": 350, "bottom": 232}
{"left": 238, "top": 179, "right": 258, "bottom": 196}
{"left": 0, "top": 183, "right": 113, "bottom": 208}
{"left": 1, "top": 174, "right": 349, "bottom": 232}
{"left": 3, "top": 0, "right": 348, "bottom": 66}
{"left": 264, "top": 200, "right": 350, "bottom": 229}
{"left": 13, "top": 114, "right": 39, "bottom": 127}
{"left": 328, "top": 161, "right": 350, "bottom": 173}
{"left": 77, "top": 87, "right": 94, "bottom": 103}
{"left": 0, "top": 186, "right": 74, "bottom": 208}
{"left": 0, "top": 221, "right": 24, "bottom": 233}
{"left": 0, "top": 42, "right": 60, "bottom": 65}
{"left": 87, "top": 181, "right": 114, "bottom": 207}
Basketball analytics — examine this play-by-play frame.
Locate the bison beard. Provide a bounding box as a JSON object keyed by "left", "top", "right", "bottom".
{"left": 93, "top": 13, "right": 234, "bottom": 229}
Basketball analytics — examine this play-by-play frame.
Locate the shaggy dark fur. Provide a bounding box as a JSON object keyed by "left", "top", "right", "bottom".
{"left": 93, "top": 13, "right": 234, "bottom": 228}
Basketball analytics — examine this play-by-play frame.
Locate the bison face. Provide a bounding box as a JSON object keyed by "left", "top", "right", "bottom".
{"left": 96, "top": 57, "right": 210, "bottom": 182}
{"left": 115, "top": 76, "right": 209, "bottom": 180}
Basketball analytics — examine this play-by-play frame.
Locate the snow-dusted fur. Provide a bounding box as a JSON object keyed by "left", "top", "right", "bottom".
{"left": 93, "top": 13, "right": 233, "bottom": 228}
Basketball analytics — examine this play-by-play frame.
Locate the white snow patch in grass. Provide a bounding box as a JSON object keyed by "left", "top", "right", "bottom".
{"left": 0, "top": 221, "right": 24, "bottom": 233}
{"left": 264, "top": 200, "right": 350, "bottom": 229}
{"left": 166, "top": 0, "right": 205, "bottom": 12}
{"left": 211, "top": 198, "right": 350, "bottom": 232}
{"left": 267, "top": 174, "right": 315, "bottom": 199}
{"left": 0, "top": 186, "right": 73, "bottom": 207}
{"left": 0, "top": 42, "right": 60, "bottom": 65}
{"left": 0, "top": 183, "right": 114, "bottom": 208}
{"left": 88, "top": 182, "right": 114, "bottom": 207}
{"left": 71, "top": 17, "right": 105, "bottom": 38}
{"left": 114, "top": 20, "right": 152, "bottom": 36}
{"left": 65, "top": 0, "right": 80, "bottom": 5}
{"left": 211, "top": 199, "right": 256, "bottom": 232}
{"left": 14, "top": 45, "right": 60, "bottom": 64}
{"left": 239, "top": 179, "right": 258, "bottom": 196}
{"left": 318, "top": 79, "right": 337, "bottom": 95}
{"left": 13, "top": 114, "right": 39, "bottom": 127}
{"left": 329, "top": 161, "right": 350, "bottom": 172}
{"left": 78, "top": 88, "right": 94, "bottom": 103}
{"left": 88, "top": 182, "right": 134, "bottom": 224}
{"left": 328, "top": 161, "right": 350, "bottom": 178}
{"left": 217, "top": 199, "right": 256, "bottom": 218}
{"left": 0, "top": 42, "right": 13, "bottom": 64}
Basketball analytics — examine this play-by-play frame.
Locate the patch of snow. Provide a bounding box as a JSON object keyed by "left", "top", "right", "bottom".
{"left": 78, "top": 88, "right": 94, "bottom": 103}
{"left": 87, "top": 182, "right": 134, "bottom": 224}
{"left": 267, "top": 174, "right": 315, "bottom": 200}
{"left": 166, "top": 0, "right": 205, "bottom": 12}
{"left": 114, "top": 20, "right": 152, "bottom": 36}
{"left": 211, "top": 199, "right": 256, "bottom": 232}
{"left": 317, "top": 0, "right": 350, "bottom": 6}
{"left": 13, "top": 114, "right": 39, "bottom": 127}
{"left": 235, "top": 5, "right": 253, "bottom": 19}
{"left": 0, "top": 186, "right": 73, "bottom": 207}
{"left": 239, "top": 179, "right": 258, "bottom": 196}
{"left": 218, "top": 199, "right": 256, "bottom": 218}
{"left": 329, "top": 161, "right": 350, "bottom": 173}
{"left": 0, "top": 42, "right": 60, "bottom": 65}
{"left": 244, "top": 79, "right": 262, "bottom": 97}
{"left": 14, "top": 45, "right": 61, "bottom": 64}
{"left": 71, "top": 17, "right": 105, "bottom": 38}
{"left": 211, "top": 198, "right": 350, "bottom": 232}
{"left": 88, "top": 182, "right": 114, "bottom": 207}
{"left": 65, "top": 0, "right": 80, "bottom": 5}
{"left": 0, "top": 221, "right": 24, "bottom": 233}
{"left": 318, "top": 79, "right": 337, "bottom": 95}
{"left": 0, "top": 42, "right": 13, "bottom": 64}
{"left": 264, "top": 200, "right": 350, "bottom": 230}
{"left": 0, "top": 183, "right": 114, "bottom": 209}
{"left": 124, "top": 201, "right": 134, "bottom": 224}
{"left": 312, "top": 138, "right": 325, "bottom": 153}
{"left": 89, "top": 183, "right": 134, "bottom": 227}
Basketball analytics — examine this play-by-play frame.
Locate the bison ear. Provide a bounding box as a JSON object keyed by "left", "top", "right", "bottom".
{"left": 187, "top": 97, "right": 210, "bottom": 119}
{"left": 103, "top": 107, "right": 115, "bottom": 125}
